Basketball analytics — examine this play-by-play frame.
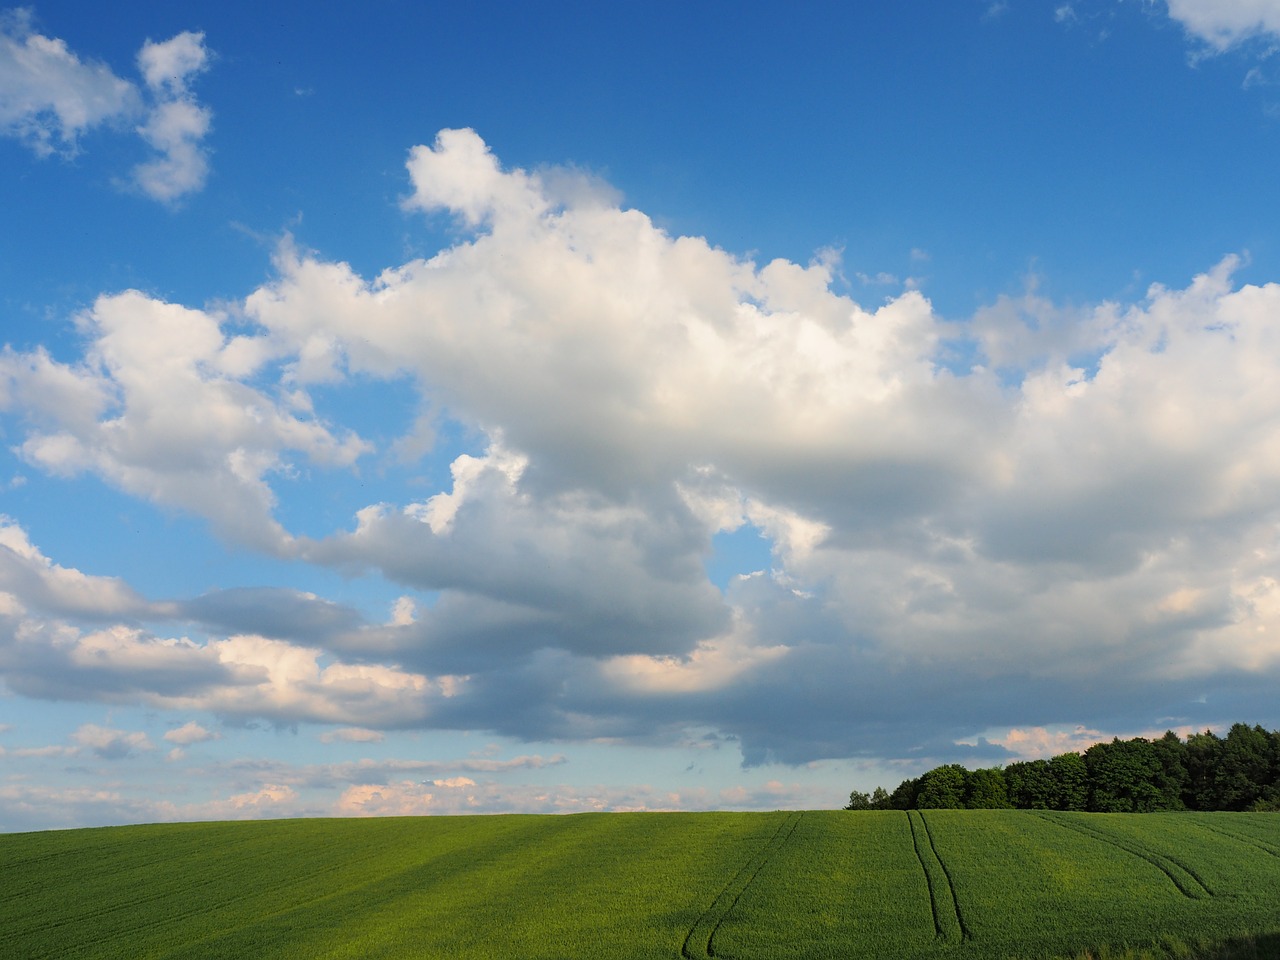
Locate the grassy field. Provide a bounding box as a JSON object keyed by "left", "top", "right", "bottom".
{"left": 2, "top": 810, "right": 1279, "bottom": 959}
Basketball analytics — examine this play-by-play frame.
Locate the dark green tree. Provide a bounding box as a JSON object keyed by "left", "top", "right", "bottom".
{"left": 964, "top": 767, "right": 1011, "bottom": 808}
{"left": 1004, "top": 759, "right": 1055, "bottom": 809}
{"left": 844, "top": 789, "right": 873, "bottom": 810}
{"left": 1086, "top": 738, "right": 1162, "bottom": 812}
{"left": 1183, "top": 729, "right": 1223, "bottom": 810}
{"left": 1047, "top": 751, "right": 1088, "bottom": 811}
{"left": 889, "top": 776, "right": 921, "bottom": 810}
{"left": 917, "top": 764, "right": 967, "bottom": 808}
{"left": 1214, "top": 723, "right": 1273, "bottom": 811}
{"left": 1150, "top": 730, "right": 1189, "bottom": 810}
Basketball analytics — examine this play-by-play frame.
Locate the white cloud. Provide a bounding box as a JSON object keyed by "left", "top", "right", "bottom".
{"left": 601, "top": 617, "right": 787, "bottom": 695}
{"left": 176, "top": 633, "right": 457, "bottom": 727}
{"left": 163, "top": 720, "right": 217, "bottom": 745}
{"left": 132, "top": 97, "right": 211, "bottom": 201}
{"left": 0, "top": 9, "right": 139, "bottom": 155}
{"left": 0, "top": 15, "right": 212, "bottom": 200}
{"left": 6, "top": 131, "right": 1280, "bottom": 767}
{"left": 1164, "top": 0, "right": 1280, "bottom": 50}
{"left": 0, "top": 779, "right": 309, "bottom": 831}
{"left": 984, "top": 725, "right": 1111, "bottom": 759}
{"left": 222, "top": 783, "right": 297, "bottom": 812}
{"left": 131, "top": 31, "right": 211, "bottom": 202}
{"left": 0, "top": 590, "right": 462, "bottom": 729}
{"left": 333, "top": 775, "right": 815, "bottom": 817}
{"left": 319, "top": 727, "right": 385, "bottom": 743}
{"left": 137, "top": 31, "right": 207, "bottom": 96}
{"left": 0, "top": 517, "right": 149, "bottom": 619}
{"left": 2, "top": 291, "right": 367, "bottom": 551}
{"left": 70, "top": 722, "right": 153, "bottom": 759}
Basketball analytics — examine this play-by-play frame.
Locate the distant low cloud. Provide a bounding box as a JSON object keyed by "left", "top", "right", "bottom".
{"left": 0, "top": 11, "right": 212, "bottom": 201}
{"left": 319, "top": 727, "right": 384, "bottom": 744}
{"left": 333, "top": 773, "right": 814, "bottom": 817}
{"left": 163, "top": 720, "right": 217, "bottom": 745}
{"left": 0, "top": 754, "right": 820, "bottom": 830}
{"left": 71, "top": 722, "right": 152, "bottom": 759}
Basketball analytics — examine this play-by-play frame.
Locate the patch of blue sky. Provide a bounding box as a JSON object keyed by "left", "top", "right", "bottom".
{"left": 704, "top": 524, "right": 775, "bottom": 592}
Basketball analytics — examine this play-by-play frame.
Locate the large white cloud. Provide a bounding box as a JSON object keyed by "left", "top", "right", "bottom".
{"left": 4, "top": 130, "right": 1280, "bottom": 766}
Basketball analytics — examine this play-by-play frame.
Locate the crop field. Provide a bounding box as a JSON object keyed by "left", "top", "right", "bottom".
{"left": 2, "top": 810, "right": 1279, "bottom": 960}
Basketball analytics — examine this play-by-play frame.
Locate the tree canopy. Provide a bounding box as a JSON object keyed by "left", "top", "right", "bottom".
{"left": 845, "top": 723, "right": 1280, "bottom": 813}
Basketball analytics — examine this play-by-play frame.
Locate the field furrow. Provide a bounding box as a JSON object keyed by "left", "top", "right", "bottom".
{"left": 681, "top": 811, "right": 802, "bottom": 959}
{"left": 706, "top": 811, "right": 937, "bottom": 960}
{"left": 1034, "top": 812, "right": 1211, "bottom": 899}
{"left": 1194, "top": 820, "right": 1280, "bottom": 859}
{"left": 908, "top": 810, "right": 964, "bottom": 944}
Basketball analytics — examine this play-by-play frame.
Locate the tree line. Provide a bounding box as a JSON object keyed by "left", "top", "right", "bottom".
{"left": 846, "top": 723, "right": 1280, "bottom": 813}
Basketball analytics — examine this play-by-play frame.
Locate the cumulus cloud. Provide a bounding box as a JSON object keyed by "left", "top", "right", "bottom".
{"left": 130, "top": 31, "right": 211, "bottom": 202}
{"left": 5, "top": 131, "right": 1280, "bottom": 769}
{"left": 0, "top": 8, "right": 138, "bottom": 154}
{"left": 0, "top": 292, "right": 367, "bottom": 551}
{"left": 71, "top": 722, "right": 152, "bottom": 759}
{"left": 0, "top": 13, "right": 211, "bottom": 200}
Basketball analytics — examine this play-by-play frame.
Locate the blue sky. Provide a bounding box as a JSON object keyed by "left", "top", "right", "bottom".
{"left": 3, "top": 0, "right": 1280, "bottom": 830}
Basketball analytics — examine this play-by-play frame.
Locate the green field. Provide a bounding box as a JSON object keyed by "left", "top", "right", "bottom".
{"left": 3, "top": 810, "right": 1279, "bottom": 959}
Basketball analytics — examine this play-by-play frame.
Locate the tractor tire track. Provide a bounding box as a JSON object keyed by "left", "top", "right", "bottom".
{"left": 1034, "top": 813, "right": 1212, "bottom": 899}
{"left": 680, "top": 811, "right": 803, "bottom": 959}
{"left": 907, "top": 810, "right": 965, "bottom": 944}
{"left": 1194, "top": 821, "right": 1280, "bottom": 860}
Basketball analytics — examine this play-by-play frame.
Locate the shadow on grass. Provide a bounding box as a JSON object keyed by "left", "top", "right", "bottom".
{"left": 1063, "top": 931, "right": 1280, "bottom": 960}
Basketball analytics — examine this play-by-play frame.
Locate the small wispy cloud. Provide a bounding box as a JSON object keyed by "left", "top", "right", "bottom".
{"left": 1164, "top": 0, "right": 1280, "bottom": 52}
{"left": 319, "top": 727, "right": 385, "bottom": 744}
{"left": 163, "top": 721, "right": 219, "bottom": 745}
